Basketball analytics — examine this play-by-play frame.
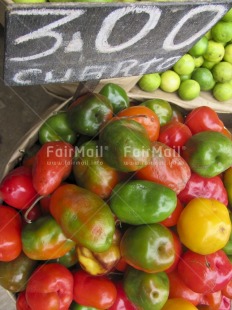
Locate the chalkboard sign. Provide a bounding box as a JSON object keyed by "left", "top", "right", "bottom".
{"left": 4, "top": 2, "right": 232, "bottom": 86}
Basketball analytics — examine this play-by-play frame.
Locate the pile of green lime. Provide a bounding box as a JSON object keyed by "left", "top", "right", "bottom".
{"left": 138, "top": 8, "right": 232, "bottom": 102}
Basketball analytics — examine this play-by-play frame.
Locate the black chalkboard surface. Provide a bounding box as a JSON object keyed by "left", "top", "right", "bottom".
{"left": 3, "top": 1, "right": 232, "bottom": 86}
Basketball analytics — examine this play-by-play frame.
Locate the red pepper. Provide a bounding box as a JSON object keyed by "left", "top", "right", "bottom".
{"left": 39, "top": 196, "right": 51, "bottom": 215}
{"left": 219, "top": 296, "right": 231, "bottom": 310}
{"left": 178, "top": 173, "right": 228, "bottom": 206}
{"left": 115, "top": 257, "right": 128, "bottom": 272}
{"left": 21, "top": 203, "right": 42, "bottom": 224}
{"left": 136, "top": 141, "right": 191, "bottom": 194}
{"left": 199, "top": 291, "right": 222, "bottom": 310}
{"left": 32, "top": 141, "right": 74, "bottom": 196}
{"left": 158, "top": 120, "right": 192, "bottom": 152}
{"left": 73, "top": 269, "right": 117, "bottom": 309}
{"left": 185, "top": 106, "right": 225, "bottom": 135}
{"left": 177, "top": 250, "right": 232, "bottom": 294}
{"left": 109, "top": 281, "right": 138, "bottom": 310}
{"left": 0, "top": 166, "right": 38, "bottom": 210}
{"left": 167, "top": 270, "right": 202, "bottom": 306}
{"left": 0, "top": 205, "right": 22, "bottom": 262}
{"left": 222, "top": 278, "right": 232, "bottom": 299}
{"left": 25, "top": 263, "right": 73, "bottom": 310}
{"left": 16, "top": 291, "right": 31, "bottom": 310}
{"left": 161, "top": 198, "right": 184, "bottom": 227}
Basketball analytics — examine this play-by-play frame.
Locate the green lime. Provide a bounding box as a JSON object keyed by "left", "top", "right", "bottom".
{"left": 224, "top": 44, "right": 232, "bottom": 64}
{"left": 178, "top": 79, "right": 200, "bottom": 101}
{"left": 211, "top": 21, "right": 232, "bottom": 43}
{"left": 222, "top": 8, "right": 232, "bottom": 22}
{"left": 203, "top": 40, "right": 225, "bottom": 62}
{"left": 189, "top": 36, "right": 208, "bottom": 57}
{"left": 179, "top": 74, "right": 191, "bottom": 81}
{"left": 205, "top": 30, "right": 212, "bottom": 40}
{"left": 211, "top": 61, "right": 232, "bottom": 82}
{"left": 160, "top": 70, "right": 181, "bottom": 93}
{"left": 138, "top": 73, "right": 161, "bottom": 92}
{"left": 202, "top": 59, "right": 219, "bottom": 70}
{"left": 173, "top": 54, "right": 195, "bottom": 75}
{"left": 193, "top": 56, "right": 204, "bottom": 68}
{"left": 213, "top": 82, "right": 232, "bottom": 101}
{"left": 191, "top": 68, "right": 215, "bottom": 91}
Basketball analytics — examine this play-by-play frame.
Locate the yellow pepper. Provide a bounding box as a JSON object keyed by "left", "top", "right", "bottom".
{"left": 177, "top": 197, "right": 231, "bottom": 255}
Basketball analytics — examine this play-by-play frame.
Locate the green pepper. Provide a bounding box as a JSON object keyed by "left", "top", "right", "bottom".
{"left": 183, "top": 131, "right": 232, "bottom": 177}
{"left": 22, "top": 215, "right": 75, "bottom": 260}
{"left": 224, "top": 167, "right": 232, "bottom": 207}
{"left": 99, "top": 83, "right": 129, "bottom": 114}
{"left": 140, "top": 99, "right": 173, "bottom": 126}
{"left": 223, "top": 232, "right": 232, "bottom": 255}
{"left": 73, "top": 140, "right": 124, "bottom": 199}
{"left": 70, "top": 302, "right": 99, "bottom": 310}
{"left": 123, "top": 267, "right": 169, "bottom": 310}
{"left": 110, "top": 180, "right": 177, "bottom": 225}
{"left": 0, "top": 252, "right": 37, "bottom": 293}
{"left": 120, "top": 223, "right": 175, "bottom": 273}
{"left": 51, "top": 246, "right": 78, "bottom": 268}
{"left": 38, "top": 111, "right": 77, "bottom": 145}
{"left": 67, "top": 94, "right": 113, "bottom": 136}
{"left": 99, "top": 118, "right": 152, "bottom": 172}
{"left": 50, "top": 184, "right": 115, "bottom": 253}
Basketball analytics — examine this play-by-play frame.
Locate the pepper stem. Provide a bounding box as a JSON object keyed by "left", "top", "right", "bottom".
{"left": 24, "top": 195, "right": 44, "bottom": 224}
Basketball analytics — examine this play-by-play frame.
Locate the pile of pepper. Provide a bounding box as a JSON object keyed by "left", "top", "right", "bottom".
{"left": 0, "top": 83, "right": 232, "bottom": 310}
